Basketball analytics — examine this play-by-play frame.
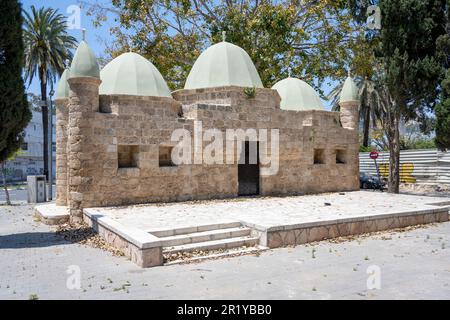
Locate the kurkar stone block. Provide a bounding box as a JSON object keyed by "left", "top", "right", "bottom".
{"left": 56, "top": 53, "right": 360, "bottom": 222}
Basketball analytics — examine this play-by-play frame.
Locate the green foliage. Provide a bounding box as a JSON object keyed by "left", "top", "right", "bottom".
{"left": 23, "top": 6, "right": 77, "bottom": 86}
{"left": 400, "top": 137, "right": 436, "bottom": 150}
{"left": 243, "top": 87, "right": 256, "bottom": 99}
{"left": 0, "top": 0, "right": 31, "bottom": 163}
{"left": 359, "top": 145, "right": 374, "bottom": 152}
{"left": 88, "top": 0, "right": 364, "bottom": 91}
{"left": 435, "top": 70, "right": 450, "bottom": 150}
{"left": 364, "top": 0, "right": 450, "bottom": 192}
{"left": 379, "top": 0, "right": 448, "bottom": 114}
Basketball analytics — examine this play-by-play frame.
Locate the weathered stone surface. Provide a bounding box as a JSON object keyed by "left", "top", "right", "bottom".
{"left": 265, "top": 211, "right": 446, "bottom": 248}
{"left": 83, "top": 212, "right": 163, "bottom": 267}
{"left": 59, "top": 84, "right": 359, "bottom": 220}
{"left": 55, "top": 98, "right": 69, "bottom": 206}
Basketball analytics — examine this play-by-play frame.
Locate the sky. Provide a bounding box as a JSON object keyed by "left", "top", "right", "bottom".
{"left": 21, "top": 0, "right": 111, "bottom": 95}
{"left": 20, "top": 0, "right": 338, "bottom": 109}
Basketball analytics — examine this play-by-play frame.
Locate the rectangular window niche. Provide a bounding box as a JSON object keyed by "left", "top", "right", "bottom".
{"left": 159, "top": 145, "right": 176, "bottom": 167}
{"left": 336, "top": 149, "right": 347, "bottom": 164}
{"left": 118, "top": 145, "right": 139, "bottom": 168}
{"left": 313, "top": 149, "right": 325, "bottom": 165}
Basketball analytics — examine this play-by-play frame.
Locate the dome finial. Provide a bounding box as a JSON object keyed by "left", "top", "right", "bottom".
{"left": 81, "top": 28, "right": 86, "bottom": 41}
{"left": 127, "top": 38, "right": 132, "bottom": 52}
{"left": 65, "top": 59, "right": 70, "bottom": 69}
{"left": 222, "top": 31, "right": 226, "bottom": 42}
{"left": 288, "top": 67, "right": 292, "bottom": 78}
{"left": 348, "top": 68, "right": 351, "bottom": 78}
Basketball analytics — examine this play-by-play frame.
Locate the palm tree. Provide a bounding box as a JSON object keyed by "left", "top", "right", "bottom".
{"left": 23, "top": 6, "right": 77, "bottom": 180}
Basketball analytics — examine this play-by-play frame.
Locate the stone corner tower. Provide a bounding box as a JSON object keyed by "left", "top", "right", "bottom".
{"left": 66, "top": 40, "right": 101, "bottom": 223}
{"left": 339, "top": 73, "right": 360, "bottom": 190}
{"left": 54, "top": 68, "right": 71, "bottom": 207}
{"left": 339, "top": 74, "right": 359, "bottom": 131}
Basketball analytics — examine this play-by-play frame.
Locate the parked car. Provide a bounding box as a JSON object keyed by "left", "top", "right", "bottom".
{"left": 359, "top": 172, "right": 386, "bottom": 190}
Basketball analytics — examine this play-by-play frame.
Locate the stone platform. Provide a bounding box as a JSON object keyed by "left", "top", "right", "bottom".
{"left": 81, "top": 191, "right": 449, "bottom": 267}
{"left": 34, "top": 203, "right": 69, "bottom": 225}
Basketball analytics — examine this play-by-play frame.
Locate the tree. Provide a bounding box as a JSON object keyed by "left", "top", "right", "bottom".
{"left": 0, "top": 0, "right": 31, "bottom": 205}
{"left": 377, "top": 0, "right": 449, "bottom": 193}
{"left": 84, "top": 0, "right": 366, "bottom": 90}
{"left": 1, "top": 151, "right": 24, "bottom": 205}
{"left": 436, "top": 70, "right": 450, "bottom": 150}
{"left": 435, "top": 5, "right": 450, "bottom": 150}
{"left": 23, "top": 6, "right": 77, "bottom": 181}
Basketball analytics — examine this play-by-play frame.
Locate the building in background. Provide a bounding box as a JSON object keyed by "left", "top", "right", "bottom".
{"left": 4, "top": 109, "right": 56, "bottom": 182}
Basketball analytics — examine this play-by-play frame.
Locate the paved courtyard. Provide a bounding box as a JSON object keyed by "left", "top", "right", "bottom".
{"left": 91, "top": 191, "right": 450, "bottom": 232}
{"left": 1, "top": 198, "right": 449, "bottom": 299}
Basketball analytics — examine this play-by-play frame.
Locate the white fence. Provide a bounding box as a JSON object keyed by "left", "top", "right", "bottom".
{"left": 359, "top": 149, "right": 450, "bottom": 184}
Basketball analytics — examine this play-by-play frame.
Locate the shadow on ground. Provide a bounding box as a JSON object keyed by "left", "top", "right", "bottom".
{"left": 0, "top": 231, "right": 69, "bottom": 249}
{"left": 0, "top": 226, "right": 98, "bottom": 249}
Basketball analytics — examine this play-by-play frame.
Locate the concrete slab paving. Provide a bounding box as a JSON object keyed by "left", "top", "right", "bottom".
{"left": 89, "top": 191, "right": 450, "bottom": 232}
{"left": 0, "top": 202, "right": 449, "bottom": 299}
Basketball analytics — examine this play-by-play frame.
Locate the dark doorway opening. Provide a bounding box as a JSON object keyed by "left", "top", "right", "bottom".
{"left": 238, "top": 141, "right": 260, "bottom": 196}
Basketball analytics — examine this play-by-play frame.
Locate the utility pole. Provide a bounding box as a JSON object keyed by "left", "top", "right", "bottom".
{"left": 48, "top": 89, "right": 55, "bottom": 201}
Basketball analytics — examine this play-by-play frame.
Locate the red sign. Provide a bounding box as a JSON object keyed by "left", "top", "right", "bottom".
{"left": 369, "top": 151, "right": 379, "bottom": 160}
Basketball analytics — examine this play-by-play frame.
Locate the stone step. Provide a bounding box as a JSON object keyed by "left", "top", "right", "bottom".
{"left": 164, "top": 246, "right": 269, "bottom": 265}
{"left": 148, "top": 221, "right": 242, "bottom": 237}
{"left": 163, "top": 236, "right": 260, "bottom": 254}
{"left": 159, "top": 227, "right": 252, "bottom": 247}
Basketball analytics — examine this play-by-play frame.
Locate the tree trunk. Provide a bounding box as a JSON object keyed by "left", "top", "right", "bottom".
{"left": 1, "top": 163, "right": 11, "bottom": 205}
{"left": 388, "top": 110, "right": 400, "bottom": 194}
{"left": 39, "top": 66, "right": 49, "bottom": 181}
{"left": 362, "top": 105, "right": 371, "bottom": 147}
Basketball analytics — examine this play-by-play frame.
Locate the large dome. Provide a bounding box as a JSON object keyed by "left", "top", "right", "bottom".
{"left": 184, "top": 41, "right": 263, "bottom": 90}
{"left": 100, "top": 52, "right": 171, "bottom": 97}
{"left": 272, "top": 77, "right": 324, "bottom": 111}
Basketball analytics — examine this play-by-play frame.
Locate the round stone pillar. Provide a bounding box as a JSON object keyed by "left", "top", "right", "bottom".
{"left": 67, "top": 77, "right": 101, "bottom": 223}
{"left": 55, "top": 98, "right": 69, "bottom": 206}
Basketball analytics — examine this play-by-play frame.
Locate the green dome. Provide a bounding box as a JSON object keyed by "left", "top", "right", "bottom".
{"left": 69, "top": 41, "right": 100, "bottom": 79}
{"left": 272, "top": 77, "right": 324, "bottom": 111}
{"left": 184, "top": 41, "right": 263, "bottom": 90}
{"left": 56, "top": 69, "right": 70, "bottom": 99}
{"left": 340, "top": 76, "right": 359, "bottom": 103}
{"left": 99, "top": 52, "right": 171, "bottom": 97}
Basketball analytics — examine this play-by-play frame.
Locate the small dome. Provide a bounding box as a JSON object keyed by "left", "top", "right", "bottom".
{"left": 184, "top": 41, "right": 263, "bottom": 90}
{"left": 272, "top": 77, "right": 324, "bottom": 111}
{"left": 99, "top": 52, "right": 171, "bottom": 97}
{"left": 69, "top": 41, "right": 100, "bottom": 79}
{"left": 340, "top": 76, "right": 359, "bottom": 103}
{"left": 56, "top": 69, "right": 70, "bottom": 99}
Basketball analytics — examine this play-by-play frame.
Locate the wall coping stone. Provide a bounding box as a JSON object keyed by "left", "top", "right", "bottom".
{"left": 84, "top": 208, "right": 161, "bottom": 249}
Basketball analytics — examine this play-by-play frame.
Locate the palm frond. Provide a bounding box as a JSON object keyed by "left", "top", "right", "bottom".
{"left": 22, "top": 5, "right": 77, "bottom": 89}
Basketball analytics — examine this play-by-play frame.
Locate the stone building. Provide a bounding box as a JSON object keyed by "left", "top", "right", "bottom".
{"left": 55, "top": 39, "right": 360, "bottom": 223}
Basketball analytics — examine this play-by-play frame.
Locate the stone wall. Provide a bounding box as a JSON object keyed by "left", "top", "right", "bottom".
{"left": 55, "top": 98, "right": 69, "bottom": 206}
{"left": 67, "top": 77, "right": 102, "bottom": 222}
{"left": 59, "top": 84, "right": 359, "bottom": 213}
